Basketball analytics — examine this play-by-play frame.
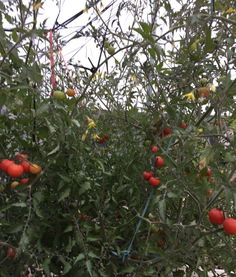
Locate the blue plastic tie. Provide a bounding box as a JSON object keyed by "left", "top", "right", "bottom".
{"left": 119, "top": 188, "right": 154, "bottom": 262}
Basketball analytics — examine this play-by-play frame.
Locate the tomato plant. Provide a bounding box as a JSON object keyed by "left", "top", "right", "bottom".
{"left": 1, "top": 0, "right": 236, "bottom": 276}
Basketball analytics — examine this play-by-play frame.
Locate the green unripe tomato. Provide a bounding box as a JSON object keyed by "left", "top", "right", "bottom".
{"left": 104, "top": 40, "right": 110, "bottom": 49}
{"left": 107, "top": 46, "right": 115, "bottom": 55}
{"left": 53, "top": 90, "right": 66, "bottom": 100}
{"left": 144, "top": 140, "right": 152, "bottom": 146}
{"left": 199, "top": 78, "right": 208, "bottom": 86}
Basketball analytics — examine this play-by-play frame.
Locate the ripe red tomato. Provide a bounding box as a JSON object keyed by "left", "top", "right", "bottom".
{"left": 157, "top": 239, "right": 166, "bottom": 248}
{"left": 143, "top": 171, "right": 153, "bottom": 180}
{"left": 151, "top": 146, "right": 159, "bottom": 152}
{"left": 180, "top": 123, "right": 187, "bottom": 129}
{"left": 6, "top": 247, "right": 16, "bottom": 259}
{"left": 98, "top": 137, "right": 106, "bottom": 144}
{"left": 15, "top": 153, "right": 28, "bottom": 161}
{"left": 19, "top": 178, "right": 30, "bottom": 184}
{"left": 0, "top": 159, "right": 14, "bottom": 172}
{"left": 208, "top": 208, "right": 225, "bottom": 225}
{"left": 21, "top": 161, "right": 30, "bottom": 173}
{"left": 155, "top": 156, "right": 165, "bottom": 167}
{"left": 163, "top": 128, "right": 171, "bottom": 136}
{"left": 7, "top": 163, "right": 24, "bottom": 178}
{"left": 223, "top": 218, "right": 236, "bottom": 235}
{"left": 206, "top": 168, "right": 211, "bottom": 177}
{"left": 148, "top": 177, "right": 161, "bottom": 187}
{"left": 77, "top": 214, "right": 91, "bottom": 220}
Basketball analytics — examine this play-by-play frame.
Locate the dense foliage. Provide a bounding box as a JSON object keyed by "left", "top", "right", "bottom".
{"left": 0, "top": 0, "right": 236, "bottom": 276}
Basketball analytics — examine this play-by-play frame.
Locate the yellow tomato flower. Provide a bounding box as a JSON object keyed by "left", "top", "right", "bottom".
{"left": 183, "top": 91, "right": 195, "bottom": 101}
{"left": 88, "top": 121, "right": 96, "bottom": 128}
{"left": 92, "top": 134, "right": 100, "bottom": 140}
{"left": 131, "top": 75, "right": 137, "bottom": 81}
{"left": 34, "top": 2, "right": 43, "bottom": 9}
{"left": 223, "top": 8, "right": 236, "bottom": 14}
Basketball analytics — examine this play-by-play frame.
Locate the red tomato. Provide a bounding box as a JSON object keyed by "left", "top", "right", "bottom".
{"left": 206, "top": 168, "right": 211, "bottom": 177}
{"left": 0, "top": 159, "right": 14, "bottom": 172}
{"left": 223, "top": 218, "right": 236, "bottom": 235}
{"left": 77, "top": 214, "right": 91, "bottom": 220}
{"left": 151, "top": 146, "right": 159, "bottom": 152}
{"left": 21, "top": 161, "right": 30, "bottom": 173}
{"left": 15, "top": 153, "right": 28, "bottom": 161}
{"left": 157, "top": 239, "right": 166, "bottom": 248}
{"left": 98, "top": 137, "right": 106, "bottom": 144}
{"left": 208, "top": 208, "right": 225, "bottom": 225}
{"left": 163, "top": 128, "right": 171, "bottom": 136}
{"left": 7, "top": 163, "right": 24, "bottom": 178}
{"left": 19, "top": 178, "right": 30, "bottom": 184}
{"left": 148, "top": 177, "right": 161, "bottom": 187}
{"left": 7, "top": 247, "right": 16, "bottom": 259}
{"left": 180, "top": 123, "right": 187, "bottom": 129}
{"left": 143, "top": 171, "right": 153, "bottom": 180}
{"left": 155, "top": 156, "right": 165, "bottom": 167}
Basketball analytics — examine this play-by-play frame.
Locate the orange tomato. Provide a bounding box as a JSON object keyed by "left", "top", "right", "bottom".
{"left": 29, "top": 163, "right": 42, "bottom": 174}
{"left": 66, "top": 88, "right": 76, "bottom": 97}
{"left": 207, "top": 189, "right": 213, "bottom": 196}
{"left": 198, "top": 87, "right": 210, "bottom": 97}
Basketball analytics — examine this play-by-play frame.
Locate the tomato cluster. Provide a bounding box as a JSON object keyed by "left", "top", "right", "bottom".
{"left": 142, "top": 146, "right": 165, "bottom": 187}
{"left": 0, "top": 153, "right": 42, "bottom": 190}
{"left": 97, "top": 135, "right": 109, "bottom": 144}
{"left": 208, "top": 208, "right": 236, "bottom": 235}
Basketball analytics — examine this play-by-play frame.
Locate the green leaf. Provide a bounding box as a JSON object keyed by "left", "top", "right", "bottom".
{"left": 204, "top": 27, "right": 215, "bottom": 53}
{"left": 72, "top": 119, "right": 81, "bottom": 128}
{"left": 0, "top": 92, "right": 7, "bottom": 106}
{"left": 79, "top": 182, "right": 91, "bottom": 195}
{"left": 19, "top": 232, "right": 30, "bottom": 249}
{"left": 86, "top": 260, "right": 93, "bottom": 277}
{"left": 47, "top": 144, "right": 60, "bottom": 156}
{"left": 12, "top": 202, "right": 27, "bottom": 207}
{"left": 120, "top": 265, "right": 135, "bottom": 273}
{"left": 6, "top": 224, "right": 23, "bottom": 233}
{"left": 88, "top": 251, "right": 100, "bottom": 259}
{"left": 59, "top": 188, "right": 71, "bottom": 202}
{"left": 45, "top": 118, "right": 56, "bottom": 134}
{"left": 64, "top": 225, "right": 73, "bottom": 233}
{"left": 42, "top": 258, "right": 51, "bottom": 276}
{"left": 74, "top": 253, "right": 85, "bottom": 264}
{"left": 59, "top": 256, "right": 72, "bottom": 274}
{"left": 87, "top": 235, "right": 102, "bottom": 242}
{"left": 139, "top": 21, "right": 152, "bottom": 34}
{"left": 36, "top": 103, "right": 49, "bottom": 116}
{"left": 158, "top": 199, "right": 166, "bottom": 221}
